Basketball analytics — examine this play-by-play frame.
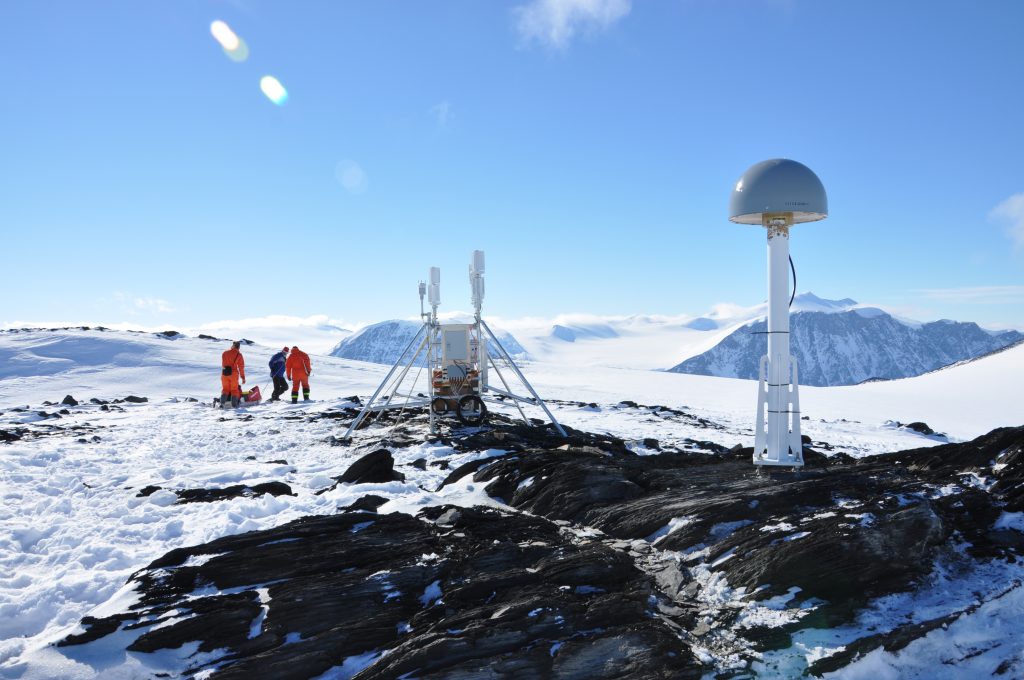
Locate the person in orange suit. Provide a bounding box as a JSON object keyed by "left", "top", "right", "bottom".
{"left": 285, "top": 345, "right": 312, "bottom": 403}
{"left": 220, "top": 340, "right": 246, "bottom": 407}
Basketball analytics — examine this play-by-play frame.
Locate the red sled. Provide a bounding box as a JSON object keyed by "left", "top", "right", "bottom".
{"left": 242, "top": 385, "right": 262, "bottom": 404}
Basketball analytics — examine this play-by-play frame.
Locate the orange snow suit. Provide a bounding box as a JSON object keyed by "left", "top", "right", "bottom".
{"left": 221, "top": 348, "right": 246, "bottom": 399}
{"left": 285, "top": 347, "right": 312, "bottom": 401}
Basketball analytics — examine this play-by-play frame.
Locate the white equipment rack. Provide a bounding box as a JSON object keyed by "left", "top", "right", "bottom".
{"left": 343, "top": 251, "right": 566, "bottom": 438}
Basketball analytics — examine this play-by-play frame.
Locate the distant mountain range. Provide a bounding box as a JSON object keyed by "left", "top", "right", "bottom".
{"left": 669, "top": 299, "right": 1023, "bottom": 386}
{"left": 329, "top": 320, "right": 529, "bottom": 366}
{"left": 323, "top": 297, "right": 1022, "bottom": 385}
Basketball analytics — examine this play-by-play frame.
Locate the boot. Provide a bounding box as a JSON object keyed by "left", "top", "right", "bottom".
{"left": 231, "top": 396, "right": 240, "bottom": 408}
{"left": 303, "top": 389, "right": 310, "bottom": 402}
{"left": 291, "top": 393, "right": 298, "bottom": 404}
{"left": 220, "top": 393, "right": 228, "bottom": 406}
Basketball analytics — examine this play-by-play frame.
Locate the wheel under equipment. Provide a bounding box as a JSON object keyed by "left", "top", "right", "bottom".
{"left": 456, "top": 395, "right": 487, "bottom": 426}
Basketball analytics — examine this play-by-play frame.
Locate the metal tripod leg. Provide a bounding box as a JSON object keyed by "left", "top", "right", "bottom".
{"left": 481, "top": 319, "right": 566, "bottom": 437}
{"left": 343, "top": 324, "right": 427, "bottom": 439}
{"left": 371, "top": 334, "right": 429, "bottom": 427}
{"left": 487, "top": 354, "right": 529, "bottom": 425}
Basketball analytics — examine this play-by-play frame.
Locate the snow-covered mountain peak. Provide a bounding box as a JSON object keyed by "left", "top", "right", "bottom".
{"left": 704, "top": 293, "right": 861, "bottom": 330}
{"left": 684, "top": 317, "right": 719, "bottom": 331}
{"left": 790, "top": 292, "right": 859, "bottom": 313}
{"left": 853, "top": 306, "right": 888, "bottom": 319}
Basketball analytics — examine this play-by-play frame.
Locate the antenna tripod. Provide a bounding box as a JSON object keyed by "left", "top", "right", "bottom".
{"left": 343, "top": 252, "right": 566, "bottom": 439}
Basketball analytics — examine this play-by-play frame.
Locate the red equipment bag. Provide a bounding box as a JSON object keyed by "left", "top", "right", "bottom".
{"left": 243, "top": 385, "right": 262, "bottom": 403}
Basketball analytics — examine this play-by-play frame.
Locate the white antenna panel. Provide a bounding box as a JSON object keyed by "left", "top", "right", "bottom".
{"left": 428, "top": 267, "right": 441, "bottom": 306}
{"left": 472, "top": 250, "right": 485, "bottom": 275}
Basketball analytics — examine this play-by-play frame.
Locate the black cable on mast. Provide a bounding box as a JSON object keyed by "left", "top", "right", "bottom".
{"left": 788, "top": 255, "right": 796, "bottom": 308}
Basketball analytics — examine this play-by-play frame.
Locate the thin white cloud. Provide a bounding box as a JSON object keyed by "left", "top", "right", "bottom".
{"left": 990, "top": 193, "right": 1024, "bottom": 249}
{"left": 198, "top": 314, "right": 349, "bottom": 332}
{"left": 114, "top": 293, "right": 177, "bottom": 315}
{"left": 914, "top": 286, "right": 1024, "bottom": 304}
{"left": 513, "top": 0, "right": 631, "bottom": 49}
{"left": 335, "top": 159, "right": 368, "bottom": 194}
{"left": 197, "top": 315, "right": 355, "bottom": 353}
{"left": 430, "top": 100, "right": 451, "bottom": 127}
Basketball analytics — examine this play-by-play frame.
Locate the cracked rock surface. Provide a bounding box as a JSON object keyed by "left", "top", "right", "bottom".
{"left": 60, "top": 419, "right": 1024, "bottom": 678}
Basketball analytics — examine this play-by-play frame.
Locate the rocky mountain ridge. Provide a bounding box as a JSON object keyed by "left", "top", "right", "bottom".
{"left": 670, "top": 308, "right": 1023, "bottom": 386}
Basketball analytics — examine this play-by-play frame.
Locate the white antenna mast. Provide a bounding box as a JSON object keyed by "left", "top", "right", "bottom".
{"left": 428, "top": 266, "right": 441, "bottom": 324}
{"left": 469, "top": 250, "right": 566, "bottom": 437}
{"left": 729, "top": 158, "right": 828, "bottom": 467}
{"left": 469, "top": 249, "right": 485, "bottom": 320}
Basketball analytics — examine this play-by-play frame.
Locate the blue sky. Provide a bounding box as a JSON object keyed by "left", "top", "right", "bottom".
{"left": 3, "top": 0, "right": 1023, "bottom": 330}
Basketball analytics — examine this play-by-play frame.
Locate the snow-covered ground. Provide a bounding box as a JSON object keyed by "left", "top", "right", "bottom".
{"left": 0, "top": 327, "right": 1020, "bottom": 678}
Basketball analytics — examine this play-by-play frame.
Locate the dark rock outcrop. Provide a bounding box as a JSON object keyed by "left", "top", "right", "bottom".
{"left": 342, "top": 494, "right": 390, "bottom": 512}
{"left": 176, "top": 482, "right": 294, "bottom": 504}
{"left": 338, "top": 449, "right": 406, "bottom": 485}
{"left": 60, "top": 415, "right": 1024, "bottom": 678}
{"left": 61, "top": 507, "right": 702, "bottom": 679}
{"left": 315, "top": 449, "right": 407, "bottom": 496}
{"left": 0, "top": 429, "right": 26, "bottom": 442}
{"left": 135, "top": 482, "right": 294, "bottom": 503}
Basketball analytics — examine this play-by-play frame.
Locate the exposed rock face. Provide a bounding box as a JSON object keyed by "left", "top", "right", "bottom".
{"left": 136, "top": 482, "right": 295, "bottom": 503}
{"left": 0, "top": 428, "right": 25, "bottom": 442}
{"left": 342, "top": 494, "right": 389, "bottom": 512}
{"left": 900, "top": 420, "right": 938, "bottom": 436}
{"left": 61, "top": 420, "right": 1024, "bottom": 678}
{"left": 338, "top": 449, "right": 405, "bottom": 485}
{"left": 314, "top": 449, "right": 407, "bottom": 496}
{"left": 670, "top": 310, "right": 1023, "bottom": 386}
{"left": 62, "top": 507, "right": 701, "bottom": 679}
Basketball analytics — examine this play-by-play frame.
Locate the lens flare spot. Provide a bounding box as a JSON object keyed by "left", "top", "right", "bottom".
{"left": 211, "top": 20, "right": 249, "bottom": 62}
{"left": 260, "top": 76, "right": 288, "bottom": 106}
{"left": 210, "top": 20, "right": 239, "bottom": 50}
{"left": 224, "top": 38, "right": 249, "bottom": 62}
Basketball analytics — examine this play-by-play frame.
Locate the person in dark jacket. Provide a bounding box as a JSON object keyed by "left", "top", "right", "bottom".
{"left": 268, "top": 346, "right": 289, "bottom": 401}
